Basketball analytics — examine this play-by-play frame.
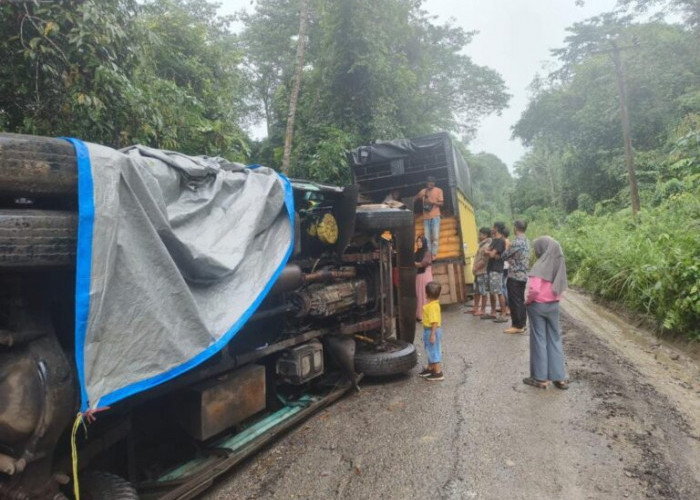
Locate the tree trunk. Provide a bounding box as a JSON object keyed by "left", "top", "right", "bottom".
{"left": 263, "top": 87, "right": 273, "bottom": 139}
{"left": 544, "top": 159, "right": 558, "bottom": 209}
{"left": 610, "top": 41, "right": 641, "bottom": 217}
{"left": 281, "top": 0, "right": 310, "bottom": 174}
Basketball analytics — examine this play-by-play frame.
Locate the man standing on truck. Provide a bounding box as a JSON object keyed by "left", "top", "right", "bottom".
{"left": 414, "top": 176, "right": 444, "bottom": 258}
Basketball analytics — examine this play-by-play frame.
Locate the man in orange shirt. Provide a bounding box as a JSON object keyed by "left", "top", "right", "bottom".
{"left": 414, "top": 176, "right": 444, "bottom": 259}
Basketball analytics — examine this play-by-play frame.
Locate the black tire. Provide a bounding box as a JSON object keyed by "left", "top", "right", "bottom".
{"left": 79, "top": 471, "right": 139, "bottom": 500}
{"left": 0, "top": 210, "right": 77, "bottom": 268}
{"left": 0, "top": 133, "right": 78, "bottom": 199}
{"left": 355, "top": 207, "right": 413, "bottom": 231}
{"left": 354, "top": 339, "right": 417, "bottom": 376}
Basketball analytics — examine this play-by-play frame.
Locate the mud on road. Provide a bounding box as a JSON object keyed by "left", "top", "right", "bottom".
{"left": 204, "top": 290, "right": 699, "bottom": 500}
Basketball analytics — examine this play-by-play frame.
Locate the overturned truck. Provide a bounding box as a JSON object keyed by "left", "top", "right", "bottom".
{"left": 0, "top": 134, "right": 417, "bottom": 499}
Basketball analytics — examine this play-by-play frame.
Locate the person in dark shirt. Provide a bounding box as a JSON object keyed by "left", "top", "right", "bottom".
{"left": 501, "top": 227, "right": 511, "bottom": 318}
{"left": 470, "top": 227, "right": 492, "bottom": 316}
{"left": 502, "top": 220, "right": 531, "bottom": 334}
{"left": 483, "top": 221, "right": 508, "bottom": 322}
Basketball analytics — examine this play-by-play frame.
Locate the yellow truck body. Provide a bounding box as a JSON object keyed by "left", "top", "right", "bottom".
{"left": 457, "top": 190, "right": 478, "bottom": 285}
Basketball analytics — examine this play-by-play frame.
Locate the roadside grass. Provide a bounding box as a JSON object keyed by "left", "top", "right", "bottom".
{"left": 528, "top": 192, "right": 700, "bottom": 341}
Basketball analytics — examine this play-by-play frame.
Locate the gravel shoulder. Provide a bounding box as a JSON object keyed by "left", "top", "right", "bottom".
{"left": 204, "top": 289, "right": 700, "bottom": 500}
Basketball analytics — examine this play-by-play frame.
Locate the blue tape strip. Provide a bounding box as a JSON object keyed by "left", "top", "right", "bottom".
{"left": 61, "top": 137, "right": 94, "bottom": 412}
{"left": 95, "top": 170, "right": 296, "bottom": 408}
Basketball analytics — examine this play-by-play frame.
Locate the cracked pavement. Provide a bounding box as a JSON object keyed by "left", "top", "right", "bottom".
{"left": 203, "top": 290, "right": 700, "bottom": 500}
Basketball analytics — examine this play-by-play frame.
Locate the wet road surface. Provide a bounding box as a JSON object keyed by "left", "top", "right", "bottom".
{"left": 204, "top": 290, "right": 700, "bottom": 500}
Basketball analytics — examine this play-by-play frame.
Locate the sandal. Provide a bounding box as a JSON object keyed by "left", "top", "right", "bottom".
{"left": 553, "top": 381, "right": 569, "bottom": 390}
{"left": 480, "top": 314, "right": 497, "bottom": 320}
{"left": 522, "top": 377, "right": 549, "bottom": 389}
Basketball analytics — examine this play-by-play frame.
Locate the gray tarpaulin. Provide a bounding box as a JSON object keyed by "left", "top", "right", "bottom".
{"left": 69, "top": 139, "right": 293, "bottom": 411}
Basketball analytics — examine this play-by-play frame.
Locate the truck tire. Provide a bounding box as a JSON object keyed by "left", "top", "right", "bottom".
{"left": 0, "top": 133, "right": 78, "bottom": 199}
{"left": 355, "top": 207, "right": 413, "bottom": 231}
{"left": 0, "top": 210, "right": 77, "bottom": 268}
{"left": 354, "top": 339, "right": 417, "bottom": 376}
{"left": 79, "top": 471, "right": 139, "bottom": 500}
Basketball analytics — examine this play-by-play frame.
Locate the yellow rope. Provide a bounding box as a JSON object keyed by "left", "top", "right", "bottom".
{"left": 70, "top": 413, "right": 85, "bottom": 500}
{"left": 354, "top": 334, "right": 374, "bottom": 343}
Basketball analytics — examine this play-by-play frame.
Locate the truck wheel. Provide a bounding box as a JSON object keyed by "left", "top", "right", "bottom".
{"left": 79, "top": 471, "right": 139, "bottom": 500}
{"left": 0, "top": 210, "right": 77, "bottom": 268}
{"left": 355, "top": 207, "right": 413, "bottom": 231}
{"left": 0, "top": 133, "right": 77, "bottom": 199}
{"left": 354, "top": 339, "right": 417, "bottom": 376}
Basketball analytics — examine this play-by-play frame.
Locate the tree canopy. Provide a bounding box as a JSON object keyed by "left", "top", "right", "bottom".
{"left": 238, "top": 0, "right": 510, "bottom": 181}
{"left": 462, "top": 149, "right": 514, "bottom": 227}
{"left": 1, "top": 0, "right": 509, "bottom": 178}
{"left": 0, "top": 0, "right": 252, "bottom": 158}
{"left": 512, "top": 16, "right": 699, "bottom": 214}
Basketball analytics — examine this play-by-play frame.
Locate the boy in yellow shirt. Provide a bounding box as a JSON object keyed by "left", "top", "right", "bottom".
{"left": 419, "top": 281, "right": 444, "bottom": 381}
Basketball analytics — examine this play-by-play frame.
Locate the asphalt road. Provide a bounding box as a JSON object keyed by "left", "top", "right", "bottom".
{"left": 204, "top": 290, "right": 700, "bottom": 500}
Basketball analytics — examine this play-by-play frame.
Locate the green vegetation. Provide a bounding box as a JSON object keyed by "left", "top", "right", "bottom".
{"left": 527, "top": 153, "right": 699, "bottom": 339}
{"left": 0, "top": 0, "right": 250, "bottom": 158}
{"left": 1, "top": 0, "right": 698, "bottom": 338}
{"left": 562, "top": 199, "right": 699, "bottom": 341}
{"left": 240, "top": 0, "right": 509, "bottom": 180}
{"left": 462, "top": 150, "right": 513, "bottom": 228}
{"left": 513, "top": 2, "right": 699, "bottom": 339}
{"left": 0, "top": 0, "right": 509, "bottom": 174}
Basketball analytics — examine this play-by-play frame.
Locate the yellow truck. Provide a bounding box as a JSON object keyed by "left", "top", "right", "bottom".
{"left": 348, "top": 132, "right": 478, "bottom": 304}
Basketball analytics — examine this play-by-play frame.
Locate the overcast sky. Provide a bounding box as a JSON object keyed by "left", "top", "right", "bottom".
{"left": 219, "top": 0, "right": 619, "bottom": 169}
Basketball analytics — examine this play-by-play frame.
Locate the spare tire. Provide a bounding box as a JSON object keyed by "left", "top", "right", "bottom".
{"left": 79, "top": 471, "right": 139, "bottom": 500}
{"left": 355, "top": 206, "right": 414, "bottom": 231}
{"left": 0, "top": 133, "right": 78, "bottom": 199}
{"left": 354, "top": 339, "right": 417, "bottom": 376}
{"left": 0, "top": 210, "right": 77, "bottom": 268}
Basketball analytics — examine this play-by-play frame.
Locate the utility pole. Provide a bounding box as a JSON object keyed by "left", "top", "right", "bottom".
{"left": 610, "top": 39, "right": 641, "bottom": 217}
{"left": 281, "top": 0, "right": 310, "bottom": 175}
